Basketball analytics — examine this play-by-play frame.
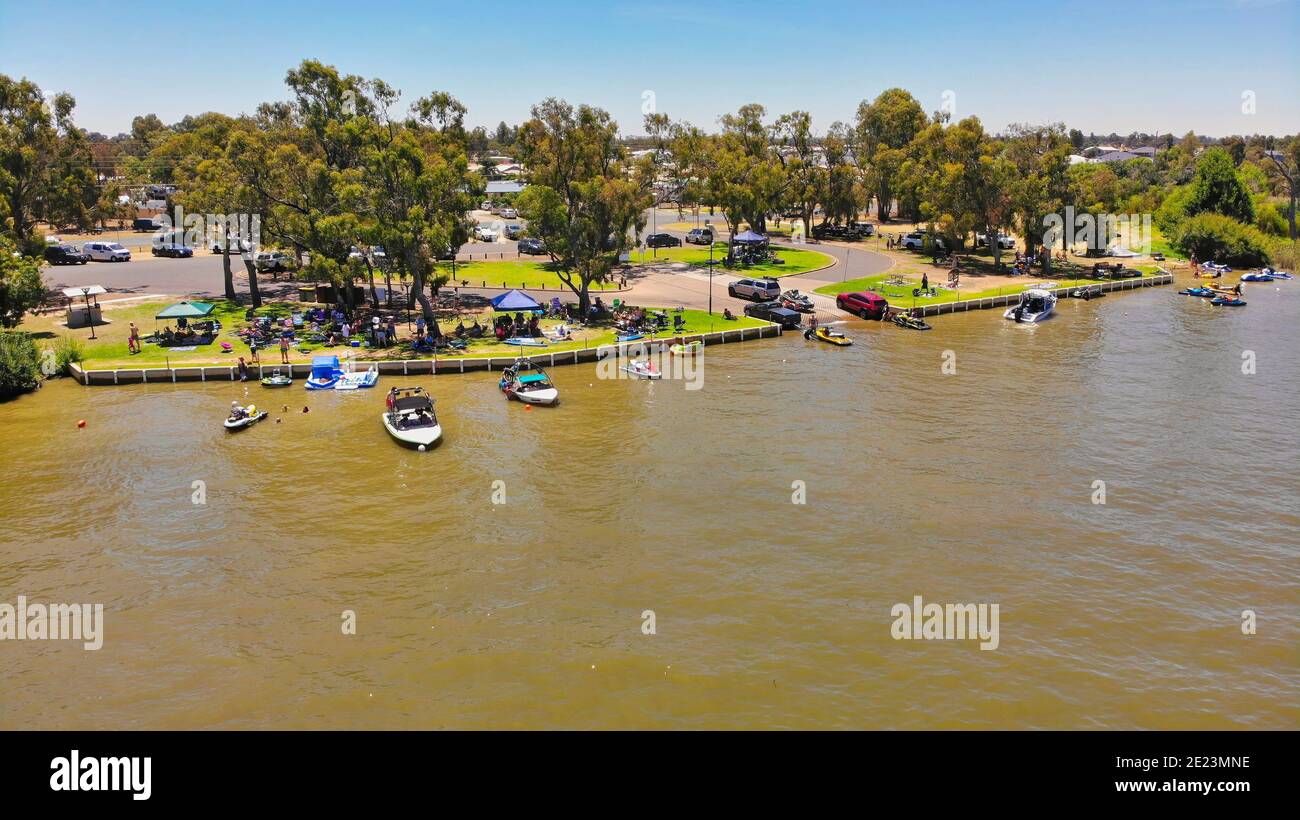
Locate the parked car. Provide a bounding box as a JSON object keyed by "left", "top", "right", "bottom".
{"left": 835, "top": 290, "right": 890, "bottom": 319}
{"left": 151, "top": 231, "right": 192, "bottom": 257}
{"left": 151, "top": 242, "right": 193, "bottom": 258}
{"left": 479, "top": 201, "right": 493, "bottom": 212}
{"left": 474, "top": 225, "right": 498, "bottom": 242}
{"left": 436, "top": 243, "right": 461, "bottom": 261}
{"left": 255, "top": 251, "right": 296, "bottom": 272}
{"left": 44, "top": 244, "right": 89, "bottom": 265}
{"left": 517, "top": 238, "right": 547, "bottom": 255}
{"left": 500, "top": 207, "right": 518, "bottom": 219}
{"left": 503, "top": 224, "right": 524, "bottom": 239}
{"left": 82, "top": 241, "right": 131, "bottom": 262}
{"left": 743, "top": 301, "right": 802, "bottom": 329}
{"left": 976, "top": 232, "right": 1016, "bottom": 249}
{"left": 132, "top": 217, "right": 161, "bottom": 232}
{"left": 850, "top": 222, "right": 876, "bottom": 237}
{"left": 645, "top": 233, "right": 682, "bottom": 248}
{"left": 900, "top": 231, "right": 945, "bottom": 252}
{"left": 212, "top": 237, "right": 251, "bottom": 254}
{"left": 684, "top": 227, "right": 714, "bottom": 245}
{"left": 728, "top": 276, "right": 781, "bottom": 301}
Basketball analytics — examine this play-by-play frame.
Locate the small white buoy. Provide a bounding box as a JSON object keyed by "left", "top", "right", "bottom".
{"left": 418, "top": 444, "right": 426, "bottom": 452}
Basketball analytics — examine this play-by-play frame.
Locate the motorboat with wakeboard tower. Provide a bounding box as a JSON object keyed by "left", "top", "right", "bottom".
{"left": 1003, "top": 289, "right": 1056, "bottom": 323}
{"left": 382, "top": 386, "right": 442, "bottom": 449}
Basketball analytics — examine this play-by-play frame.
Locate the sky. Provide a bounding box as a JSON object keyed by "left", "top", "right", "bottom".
{"left": 1, "top": 0, "right": 1296, "bottom": 139}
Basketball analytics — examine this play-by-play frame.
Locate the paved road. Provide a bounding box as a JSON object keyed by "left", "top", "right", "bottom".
{"left": 43, "top": 211, "right": 895, "bottom": 320}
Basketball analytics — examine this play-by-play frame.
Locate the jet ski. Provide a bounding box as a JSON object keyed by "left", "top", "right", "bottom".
{"left": 1210, "top": 296, "right": 1246, "bottom": 306}
{"left": 1179, "top": 286, "right": 1216, "bottom": 297}
{"left": 224, "top": 403, "right": 268, "bottom": 431}
{"left": 891, "top": 313, "right": 932, "bottom": 330}
{"left": 779, "top": 290, "right": 815, "bottom": 312}
{"left": 621, "top": 359, "right": 662, "bottom": 379}
{"left": 804, "top": 326, "right": 853, "bottom": 345}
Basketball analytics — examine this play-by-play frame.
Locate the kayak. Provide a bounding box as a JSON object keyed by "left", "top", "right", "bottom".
{"left": 669, "top": 340, "right": 703, "bottom": 356}
{"left": 804, "top": 326, "right": 853, "bottom": 346}
{"left": 504, "top": 337, "right": 547, "bottom": 347}
{"left": 224, "top": 410, "right": 268, "bottom": 430}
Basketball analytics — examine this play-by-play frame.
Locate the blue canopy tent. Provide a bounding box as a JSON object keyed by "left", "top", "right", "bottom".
{"left": 490, "top": 289, "right": 542, "bottom": 312}
{"left": 733, "top": 230, "right": 768, "bottom": 244}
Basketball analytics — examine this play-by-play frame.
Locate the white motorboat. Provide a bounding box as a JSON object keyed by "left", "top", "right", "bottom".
{"left": 499, "top": 360, "right": 559, "bottom": 405}
{"left": 1003, "top": 289, "right": 1057, "bottom": 323}
{"left": 381, "top": 387, "right": 442, "bottom": 449}
{"left": 620, "top": 359, "right": 662, "bottom": 379}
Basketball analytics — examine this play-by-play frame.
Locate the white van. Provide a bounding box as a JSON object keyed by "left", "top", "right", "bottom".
{"left": 82, "top": 241, "right": 132, "bottom": 262}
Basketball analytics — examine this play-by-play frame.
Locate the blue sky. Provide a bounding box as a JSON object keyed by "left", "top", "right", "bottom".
{"left": 2, "top": 0, "right": 1296, "bottom": 138}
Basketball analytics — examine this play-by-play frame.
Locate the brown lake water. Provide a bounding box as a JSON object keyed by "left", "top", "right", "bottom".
{"left": 1, "top": 276, "right": 1297, "bottom": 729}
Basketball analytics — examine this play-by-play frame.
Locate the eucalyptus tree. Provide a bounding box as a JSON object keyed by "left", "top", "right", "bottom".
{"left": 854, "top": 88, "right": 928, "bottom": 221}
{"left": 515, "top": 98, "right": 650, "bottom": 314}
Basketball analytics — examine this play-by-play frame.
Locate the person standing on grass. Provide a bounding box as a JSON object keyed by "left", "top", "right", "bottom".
{"left": 921, "top": 272, "right": 929, "bottom": 293}
{"left": 387, "top": 317, "right": 398, "bottom": 347}
{"left": 279, "top": 334, "right": 290, "bottom": 364}
{"left": 127, "top": 321, "right": 140, "bottom": 354}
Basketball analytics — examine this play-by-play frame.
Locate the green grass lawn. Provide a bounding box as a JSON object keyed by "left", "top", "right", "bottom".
{"left": 434, "top": 258, "right": 619, "bottom": 291}
{"left": 23, "top": 299, "right": 766, "bottom": 370}
{"left": 815, "top": 265, "right": 1165, "bottom": 307}
{"left": 626, "top": 243, "right": 833, "bottom": 277}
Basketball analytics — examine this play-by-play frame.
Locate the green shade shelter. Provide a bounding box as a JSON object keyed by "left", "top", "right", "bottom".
{"left": 155, "top": 301, "right": 216, "bottom": 320}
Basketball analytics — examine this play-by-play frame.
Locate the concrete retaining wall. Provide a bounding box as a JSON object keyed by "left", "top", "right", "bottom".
{"left": 909, "top": 270, "right": 1173, "bottom": 317}
{"left": 70, "top": 323, "right": 782, "bottom": 386}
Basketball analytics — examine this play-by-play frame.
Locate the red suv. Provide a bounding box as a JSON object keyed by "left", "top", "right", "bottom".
{"left": 835, "top": 291, "right": 889, "bottom": 319}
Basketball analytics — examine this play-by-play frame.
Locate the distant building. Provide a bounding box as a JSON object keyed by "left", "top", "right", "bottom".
{"left": 1092, "top": 151, "right": 1148, "bottom": 164}
{"left": 485, "top": 180, "right": 526, "bottom": 195}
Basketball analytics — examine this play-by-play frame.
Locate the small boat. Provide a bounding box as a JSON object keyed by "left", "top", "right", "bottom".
{"left": 1179, "top": 287, "right": 1217, "bottom": 297}
{"left": 499, "top": 359, "right": 559, "bottom": 405}
{"left": 890, "top": 313, "right": 932, "bottom": 331}
{"left": 669, "top": 340, "right": 704, "bottom": 356}
{"left": 1211, "top": 296, "right": 1246, "bottom": 306}
{"left": 260, "top": 369, "right": 292, "bottom": 387}
{"left": 504, "top": 337, "right": 547, "bottom": 347}
{"left": 382, "top": 387, "right": 442, "bottom": 449}
{"left": 1069, "top": 284, "right": 1105, "bottom": 300}
{"left": 335, "top": 364, "right": 379, "bottom": 390}
{"left": 804, "top": 326, "right": 853, "bottom": 345}
{"left": 224, "top": 404, "right": 268, "bottom": 431}
{"left": 1003, "top": 289, "right": 1056, "bottom": 323}
{"left": 1240, "top": 272, "right": 1274, "bottom": 282}
{"left": 621, "top": 359, "right": 662, "bottom": 379}
{"left": 305, "top": 355, "right": 343, "bottom": 390}
{"left": 779, "top": 289, "right": 815, "bottom": 312}
{"left": 615, "top": 333, "right": 644, "bottom": 343}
